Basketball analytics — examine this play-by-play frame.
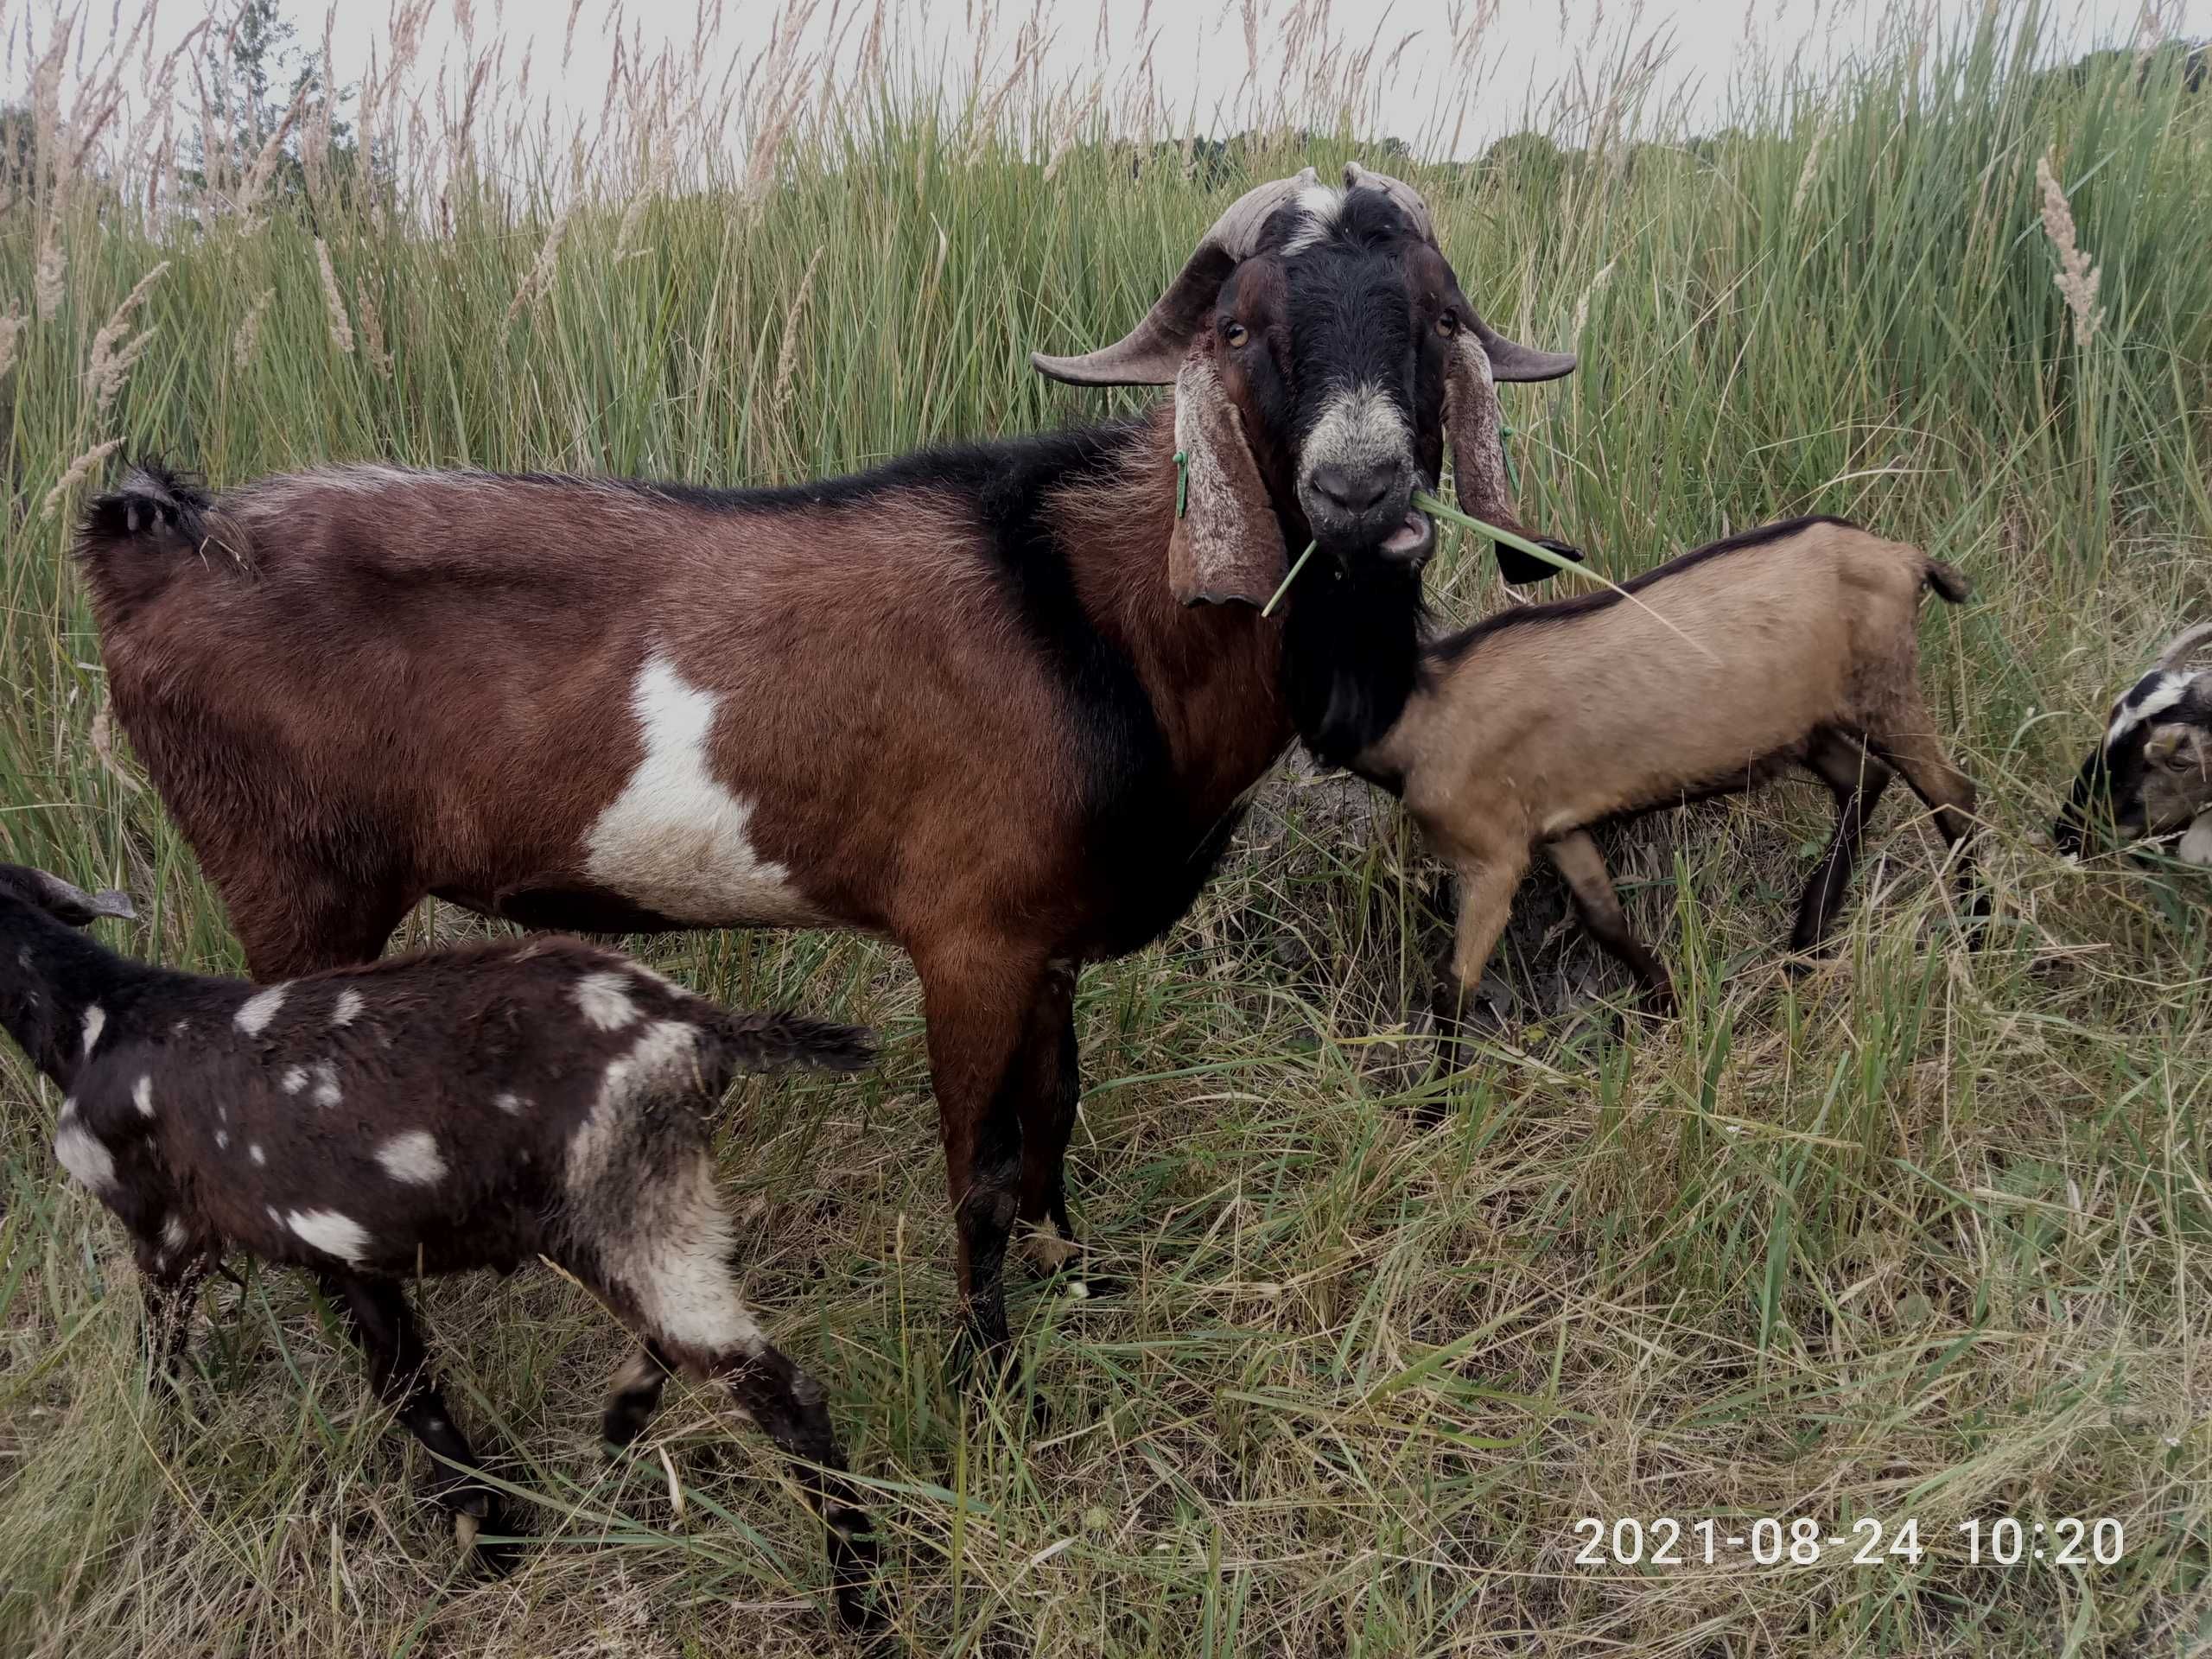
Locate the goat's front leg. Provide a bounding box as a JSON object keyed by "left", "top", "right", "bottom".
{"left": 317, "top": 1272, "right": 517, "bottom": 1569}
{"left": 1014, "top": 957, "right": 1097, "bottom": 1292}
{"left": 139, "top": 1252, "right": 213, "bottom": 1397}
{"left": 1430, "top": 843, "right": 1533, "bottom": 1053}
{"left": 915, "top": 937, "right": 1043, "bottom": 1396}
{"left": 1544, "top": 830, "right": 1675, "bottom": 1015}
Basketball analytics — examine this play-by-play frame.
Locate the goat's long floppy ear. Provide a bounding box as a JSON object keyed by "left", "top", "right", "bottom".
{"left": 1442, "top": 329, "right": 1586, "bottom": 585}
{"left": 1168, "top": 343, "right": 1287, "bottom": 607}
{"left": 25, "top": 869, "right": 136, "bottom": 927}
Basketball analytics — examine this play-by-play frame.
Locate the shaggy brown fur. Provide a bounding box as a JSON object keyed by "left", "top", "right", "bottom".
{"left": 1364, "top": 518, "right": 1980, "bottom": 1018}
{"left": 0, "top": 862, "right": 880, "bottom": 1630}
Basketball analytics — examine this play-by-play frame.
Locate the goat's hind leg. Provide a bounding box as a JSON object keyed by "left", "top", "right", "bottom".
{"left": 1866, "top": 715, "right": 1988, "bottom": 946}
{"left": 1792, "top": 731, "right": 1895, "bottom": 959}
{"left": 601, "top": 1339, "right": 677, "bottom": 1451}
{"left": 317, "top": 1272, "right": 517, "bottom": 1569}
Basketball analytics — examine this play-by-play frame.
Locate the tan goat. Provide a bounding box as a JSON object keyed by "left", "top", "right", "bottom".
{"left": 1361, "top": 516, "right": 1980, "bottom": 1020}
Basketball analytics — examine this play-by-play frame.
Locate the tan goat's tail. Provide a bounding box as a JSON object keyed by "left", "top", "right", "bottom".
{"left": 1923, "top": 560, "right": 1973, "bottom": 604}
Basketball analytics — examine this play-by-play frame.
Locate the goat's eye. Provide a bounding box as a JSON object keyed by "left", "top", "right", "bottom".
{"left": 1436, "top": 312, "right": 1459, "bottom": 338}
{"left": 2164, "top": 748, "right": 2198, "bottom": 772}
{"left": 1223, "top": 321, "right": 1249, "bottom": 346}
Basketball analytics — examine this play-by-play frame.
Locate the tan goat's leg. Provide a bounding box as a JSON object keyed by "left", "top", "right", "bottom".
{"left": 1544, "top": 830, "right": 1675, "bottom": 1015}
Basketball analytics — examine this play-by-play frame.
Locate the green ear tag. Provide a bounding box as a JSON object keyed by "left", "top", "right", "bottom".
{"left": 1174, "top": 449, "right": 1189, "bottom": 518}
{"left": 1499, "top": 421, "right": 1519, "bottom": 495}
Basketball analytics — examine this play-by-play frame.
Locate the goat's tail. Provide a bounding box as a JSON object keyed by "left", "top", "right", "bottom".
{"left": 1923, "top": 559, "right": 1973, "bottom": 604}
{"left": 713, "top": 1011, "right": 876, "bottom": 1076}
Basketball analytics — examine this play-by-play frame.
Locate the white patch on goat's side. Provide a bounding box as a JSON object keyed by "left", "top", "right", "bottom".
{"left": 575, "top": 971, "right": 641, "bottom": 1032}
{"left": 286, "top": 1208, "right": 373, "bottom": 1264}
{"left": 54, "top": 1124, "right": 116, "bottom": 1192}
{"left": 132, "top": 1075, "right": 155, "bottom": 1117}
{"left": 310, "top": 1060, "right": 342, "bottom": 1108}
{"left": 1304, "top": 381, "right": 1413, "bottom": 493}
{"left": 1281, "top": 183, "right": 1344, "bottom": 253}
{"left": 214, "top": 1129, "right": 230, "bottom": 1151}
{"left": 582, "top": 654, "right": 822, "bottom": 926}
{"left": 80, "top": 1004, "right": 105, "bottom": 1056}
{"left": 172, "top": 1020, "right": 190, "bottom": 1039}
{"left": 331, "top": 988, "right": 365, "bottom": 1027}
{"left": 235, "top": 984, "right": 289, "bottom": 1036}
{"left": 249, "top": 1142, "right": 266, "bottom": 1166}
{"left": 377, "top": 1130, "right": 447, "bottom": 1185}
{"left": 493, "top": 1091, "right": 527, "bottom": 1115}
{"left": 566, "top": 1020, "right": 701, "bottom": 1188}
{"left": 2180, "top": 810, "right": 2212, "bottom": 867}
{"left": 281, "top": 1065, "right": 308, "bottom": 1094}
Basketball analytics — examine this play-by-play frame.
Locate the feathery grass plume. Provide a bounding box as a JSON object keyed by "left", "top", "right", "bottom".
{"left": 2037, "top": 151, "right": 2103, "bottom": 349}
{"left": 315, "top": 238, "right": 355, "bottom": 354}
{"left": 1572, "top": 258, "right": 1615, "bottom": 339}
{"left": 0, "top": 307, "right": 22, "bottom": 384}
{"left": 33, "top": 220, "right": 66, "bottom": 320}
{"left": 506, "top": 204, "right": 575, "bottom": 321}
{"left": 2134, "top": 0, "right": 2177, "bottom": 74}
{"left": 356, "top": 283, "right": 393, "bottom": 380}
{"left": 233, "top": 83, "right": 307, "bottom": 220}
{"left": 86, "top": 259, "right": 168, "bottom": 418}
{"left": 232, "top": 286, "right": 276, "bottom": 370}
{"left": 87, "top": 699, "right": 142, "bottom": 796}
{"left": 1791, "top": 111, "right": 1830, "bottom": 218}
{"left": 41, "top": 438, "right": 124, "bottom": 522}
{"left": 773, "top": 244, "right": 826, "bottom": 412}
{"left": 613, "top": 145, "right": 676, "bottom": 262}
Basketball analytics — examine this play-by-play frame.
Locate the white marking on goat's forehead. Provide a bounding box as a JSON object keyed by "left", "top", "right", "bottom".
{"left": 2107, "top": 671, "right": 2191, "bottom": 748}
{"left": 80, "top": 1004, "right": 105, "bottom": 1056}
{"left": 377, "top": 1130, "right": 447, "bottom": 1185}
{"left": 331, "top": 988, "right": 365, "bottom": 1027}
{"left": 582, "top": 653, "right": 824, "bottom": 927}
{"left": 286, "top": 1208, "right": 373, "bottom": 1264}
{"left": 133, "top": 1075, "right": 155, "bottom": 1117}
{"left": 1280, "top": 183, "right": 1346, "bottom": 254}
{"left": 575, "top": 971, "right": 641, "bottom": 1032}
{"left": 235, "top": 984, "right": 289, "bottom": 1035}
{"left": 54, "top": 1123, "right": 116, "bottom": 1192}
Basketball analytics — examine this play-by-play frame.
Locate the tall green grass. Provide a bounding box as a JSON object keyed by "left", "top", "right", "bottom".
{"left": 3, "top": 3, "right": 2210, "bottom": 1654}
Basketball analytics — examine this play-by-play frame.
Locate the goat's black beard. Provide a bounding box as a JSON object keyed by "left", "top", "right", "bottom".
{"left": 1280, "top": 557, "right": 1426, "bottom": 771}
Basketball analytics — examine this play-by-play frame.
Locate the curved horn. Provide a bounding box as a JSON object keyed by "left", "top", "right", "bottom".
{"left": 1341, "top": 161, "right": 1580, "bottom": 382}
{"left": 1030, "top": 168, "right": 1321, "bottom": 387}
{"left": 2153, "top": 620, "right": 2212, "bottom": 678}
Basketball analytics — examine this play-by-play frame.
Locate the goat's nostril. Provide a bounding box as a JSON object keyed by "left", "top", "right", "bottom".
{"left": 1310, "top": 465, "right": 1393, "bottom": 518}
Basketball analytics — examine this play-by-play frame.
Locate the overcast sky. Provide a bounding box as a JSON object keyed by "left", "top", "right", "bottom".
{"left": 16, "top": 0, "right": 2212, "bottom": 156}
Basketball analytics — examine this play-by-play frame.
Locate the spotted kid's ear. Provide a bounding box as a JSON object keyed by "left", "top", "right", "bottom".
{"left": 1442, "top": 327, "right": 1586, "bottom": 587}
{"left": 1167, "top": 339, "right": 1287, "bottom": 608}
{"left": 22, "top": 868, "right": 137, "bottom": 927}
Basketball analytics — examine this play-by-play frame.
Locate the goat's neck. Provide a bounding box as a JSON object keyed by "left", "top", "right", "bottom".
{"left": 1047, "top": 408, "right": 1294, "bottom": 817}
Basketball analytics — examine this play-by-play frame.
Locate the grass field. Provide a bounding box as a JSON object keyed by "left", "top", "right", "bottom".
{"left": 4, "top": 2, "right": 2212, "bottom": 1654}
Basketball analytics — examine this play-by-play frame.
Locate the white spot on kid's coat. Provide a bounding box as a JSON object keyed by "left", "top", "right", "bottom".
{"left": 377, "top": 1131, "right": 447, "bottom": 1185}
{"left": 575, "top": 971, "right": 641, "bottom": 1032}
{"left": 286, "top": 1209, "right": 373, "bottom": 1264}
{"left": 54, "top": 1124, "right": 116, "bottom": 1192}
{"left": 235, "top": 984, "right": 289, "bottom": 1036}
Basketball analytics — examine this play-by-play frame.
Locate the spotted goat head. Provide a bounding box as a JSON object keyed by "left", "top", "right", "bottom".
{"left": 2054, "top": 621, "right": 2212, "bottom": 865}
{"left": 1033, "top": 161, "right": 1583, "bottom": 604}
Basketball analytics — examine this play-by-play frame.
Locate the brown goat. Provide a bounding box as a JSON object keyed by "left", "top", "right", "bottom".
{"left": 1362, "top": 517, "right": 1980, "bottom": 1020}
{"left": 0, "top": 861, "right": 880, "bottom": 1627}
{"left": 77, "top": 164, "right": 1583, "bottom": 1383}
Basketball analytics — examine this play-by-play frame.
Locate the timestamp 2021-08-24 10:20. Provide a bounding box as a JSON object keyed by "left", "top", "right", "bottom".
{"left": 1571, "top": 1516, "right": 2126, "bottom": 1570}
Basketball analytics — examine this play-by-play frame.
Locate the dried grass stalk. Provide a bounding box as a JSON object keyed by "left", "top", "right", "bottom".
{"left": 42, "top": 437, "right": 124, "bottom": 522}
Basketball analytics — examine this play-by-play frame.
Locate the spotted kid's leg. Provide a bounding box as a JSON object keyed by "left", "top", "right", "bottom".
{"left": 602, "top": 1340, "right": 677, "bottom": 1450}
{"left": 317, "top": 1271, "right": 514, "bottom": 1564}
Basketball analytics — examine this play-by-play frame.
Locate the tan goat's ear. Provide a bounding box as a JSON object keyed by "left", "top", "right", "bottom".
{"left": 1443, "top": 330, "right": 1585, "bottom": 586}
{"left": 1168, "top": 346, "right": 1287, "bottom": 608}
